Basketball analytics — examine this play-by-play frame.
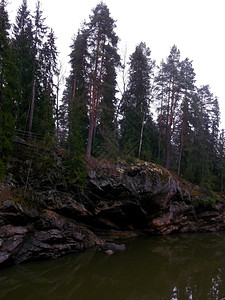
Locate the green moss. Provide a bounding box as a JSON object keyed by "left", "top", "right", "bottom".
{"left": 0, "top": 160, "right": 6, "bottom": 180}
{"left": 191, "top": 189, "right": 221, "bottom": 208}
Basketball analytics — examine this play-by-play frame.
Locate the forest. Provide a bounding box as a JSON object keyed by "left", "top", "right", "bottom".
{"left": 0, "top": 0, "right": 225, "bottom": 193}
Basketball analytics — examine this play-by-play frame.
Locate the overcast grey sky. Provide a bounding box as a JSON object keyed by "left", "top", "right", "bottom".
{"left": 8, "top": 0, "right": 225, "bottom": 129}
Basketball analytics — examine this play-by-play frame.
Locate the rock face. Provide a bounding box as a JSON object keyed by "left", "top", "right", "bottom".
{"left": 84, "top": 159, "right": 225, "bottom": 235}
{"left": 0, "top": 154, "right": 225, "bottom": 266}
{"left": 0, "top": 199, "right": 98, "bottom": 266}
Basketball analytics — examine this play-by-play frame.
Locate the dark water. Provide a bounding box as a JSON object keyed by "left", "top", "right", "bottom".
{"left": 1, "top": 233, "right": 225, "bottom": 300}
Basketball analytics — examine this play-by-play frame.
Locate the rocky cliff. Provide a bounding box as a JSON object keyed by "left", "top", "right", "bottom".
{"left": 0, "top": 140, "right": 224, "bottom": 266}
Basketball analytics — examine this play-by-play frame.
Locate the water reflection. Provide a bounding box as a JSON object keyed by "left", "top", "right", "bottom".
{"left": 0, "top": 232, "right": 225, "bottom": 300}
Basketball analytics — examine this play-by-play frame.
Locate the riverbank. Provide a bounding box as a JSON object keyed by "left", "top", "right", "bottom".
{"left": 0, "top": 139, "right": 224, "bottom": 266}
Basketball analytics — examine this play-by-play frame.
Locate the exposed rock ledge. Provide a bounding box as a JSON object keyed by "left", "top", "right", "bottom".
{"left": 0, "top": 157, "right": 224, "bottom": 266}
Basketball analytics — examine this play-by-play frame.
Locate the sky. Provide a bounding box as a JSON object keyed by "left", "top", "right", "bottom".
{"left": 8, "top": 0, "right": 225, "bottom": 129}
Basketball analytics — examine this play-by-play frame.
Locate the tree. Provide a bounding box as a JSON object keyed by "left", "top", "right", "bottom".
{"left": 37, "top": 28, "right": 58, "bottom": 136}
{"left": 155, "top": 45, "right": 182, "bottom": 169}
{"left": 0, "top": 0, "right": 19, "bottom": 176}
{"left": 120, "top": 42, "right": 155, "bottom": 159}
{"left": 176, "top": 58, "right": 196, "bottom": 176}
{"left": 217, "top": 129, "right": 225, "bottom": 193}
{"left": 13, "top": 0, "right": 34, "bottom": 131}
{"left": 12, "top": 0, "right": 58, "bottom": 138}
{"left": 85, "top": 2, "right": 120, "bottom": 158}
{"left": 22, "top": 1, "right": 58, "bottom": 138}
{"left": 181, "top": 85, "right": 220, "bottom": 187}
{"left": 63, "top": 29, "right": 89, "bottom": 184}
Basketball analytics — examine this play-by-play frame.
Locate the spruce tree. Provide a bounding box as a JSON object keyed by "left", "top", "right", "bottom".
{"left": 12, "top": 0, "right": 58, "bottom": 138}
{"left": 120, "top": 42, "right": 154, "bottom": 159}
{"left": 37, "top": 28, "right": 58, "bottom": 137}
{"left": 217, "top": 129, "right": 225, "bottom": 193}
{"left": 13, "top": 0, "right": 34, "bottom": 131}
{"left": 22, "top": 1, "right": 58, "bottom": 138}
{"left": 62, "top": 29, "right": 89, "bottom": 184}
{"left": 0, "top": 0, "right": 19, "bottom": 177}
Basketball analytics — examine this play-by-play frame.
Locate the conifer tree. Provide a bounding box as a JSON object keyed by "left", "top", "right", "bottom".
{"left": 181, "top": 85, "right": 219, "bottom": 187}
{"left": 176, "top": 58, "right": 196, "bottom": 176}
{"left": 0, "top": 0, "right": 19, "bottom": 177}
{"left": 25, "top": 1, "right": 58, "bottom": 137}
{"left": 12, "top": 0, "right": 58, "bottom": 138}
{"left": 120, "top": 42, "right": 154, "bottom": 159}
{"left": 13, "top": 0, "right": 34, "bottom": 131}
{"left": 155, "top": 45, "right": 182, "bottom": 169}
{"left": 37, "top": 28, "right": 58, "bottom": 137}
{"left": 217, "top": 129, "right": 225, "bottom": 193}
{"left": 85, "top": 2, "right": 120, "bottom": 158}
{"left": 61, "top": 29, "right": 89, "bottom": 184}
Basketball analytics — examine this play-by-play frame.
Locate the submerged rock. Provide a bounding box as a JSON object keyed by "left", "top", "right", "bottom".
{"left": 101, "top": 242, "right": 126, "bottom": 252}
{"left": 104, "top": 250, "right": 114, "bottom": 255}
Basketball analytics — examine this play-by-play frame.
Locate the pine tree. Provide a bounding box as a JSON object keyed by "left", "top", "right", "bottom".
{"left": 85, "top": 2, "right": 120, "bottom": 158}
{"left": 61, "top": 3, "right": 120, "bottom": 159}
{"left": 176, "top": 58, "right": 196, "bottom": 176}
{"left": 155, "top": 45, "right": 182, "bottom": 168}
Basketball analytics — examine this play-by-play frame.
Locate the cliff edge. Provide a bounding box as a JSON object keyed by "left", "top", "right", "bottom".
{"left": 0, "top": 141, "right": 224, "bottom": 266}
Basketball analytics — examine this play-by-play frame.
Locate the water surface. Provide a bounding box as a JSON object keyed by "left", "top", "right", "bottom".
{"left": 0, "top": 232, "right": 225, "bottom": 300}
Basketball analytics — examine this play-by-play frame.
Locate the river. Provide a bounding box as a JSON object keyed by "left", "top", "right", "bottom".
{"left": 0, "top": 232, "right": 225, "bottom": 300}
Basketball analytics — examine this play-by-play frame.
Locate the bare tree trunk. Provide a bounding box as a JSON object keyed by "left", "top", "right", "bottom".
{"left": 86, "top": 31, "right": 101, "bottom": 158}
{"left": 221, "top": 171, "right": 224, "bottom": 193}
{"left": 158, "top": 95, "right": 163, "bottom": 162}
{"left": 86, "top": 82, "right": 94, "bottom": 158}
{"left": 178, "top": 120, "right": 184, "bottom": 176}
{"left": 86, "top": 108, "right": 95, "bottom": 158}
{"left": 138, "top": 111, "right": 145, "bottom": 159}
{"left": 28, "top": 79, "right": 36, "bottom": 139}
{"left": 93, "top": 50, "right": 104, "bottom": 139}
{"left": 166, "top": 76, "right": 175, "bottom": 169}
{"left": 56, "top": 78, "right": 60, "bottom": 141}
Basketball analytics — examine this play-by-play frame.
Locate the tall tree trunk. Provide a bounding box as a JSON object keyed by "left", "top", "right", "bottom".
{"left": 56, "top": 75, "right": 61, "bottom": 141}
{"left": 166, "top": 76, "right": 175, "bottom": 169}
{"left": 28, "top": 79, "right": 35, "bottom": 138}
{"left": 86, "top": 30, "right": 101, "bottom": 158}
{"left": 93, "top": 49, "right": 104, "bottom": 139}
{"left": 138, "top": 111, "right": 145, "bottom": 159}
{"left": 86, "top": 82, "right": 95, "bottom": 158}
{"left": 178, "top": 119, "right": 184, "bottom": 176}
{"left": 178, "top": 93, "right": 187, "bottom": 176}
{"left": 158, "top": 93, "right": 163, "bottom": 162}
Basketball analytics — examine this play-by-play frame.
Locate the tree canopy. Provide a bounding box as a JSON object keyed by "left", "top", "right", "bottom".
{"left": 0, "top": 1, "right": 224, "bottom": 193}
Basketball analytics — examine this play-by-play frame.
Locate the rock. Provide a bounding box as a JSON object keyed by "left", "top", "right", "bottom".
{"left": 0, "top": 225, "right": 27, "bottom": 264}
{"left": 105, "top": 250, "right": 114, "bottom": 255}
{"left": 101, "top": 242, "right": 126, "bottom": 252}
{"left": 1, "top": 154, "right": 225, "bottom": 266}
{"left": 0, "top": 204, "right": 98, "bottom": 265}
{"left": 0, "top": 200, "right": 39, "bottom": 226}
